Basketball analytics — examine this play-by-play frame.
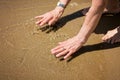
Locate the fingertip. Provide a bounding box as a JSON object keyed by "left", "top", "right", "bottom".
{"left": 51, "top": 49, "right": 53, "bottom": 52}
{"left": 48, "top": 18, "right": 56, "bottom": 26}
{"left": 35, "top": 15, "right": 43, "bottom": 19}
{"left": 39, "top": 23, "right": 44, "bottom": 26}
{"left": 51, "top": 52, "right": 54, "bottom": 54}
{"left": 51, "top": 49, "right": 56, "bottom": 54}
{"left": 35, "top": 16, "right": 40, "bottom": 19}
{"left": 40, "top": 20, "right": 48, "bottom": 26}
{"left": 64, "top": 51, "right": 72, "bottom": 59}
{"left": 56, "top": 54, "right": 59, "bottom": 57}
{"left": 51, "top": 52, "right": 54, "bottom": 55}
{"left": 35, "top": 16, "right": 38, "bottom": 19}
{"left": 48, "top": 22, "right": 52, "bottom": 26}
{"left": 35, "top": 21, "right": 39, "bottom": 25}
{"left": 64, "top": 55, "right": 69, "bottom": 60}
{"left": 64, "top": 56, "right": 67, "bottom": 60}
{"left": 58, "top": 42, "right": 62, "bottom": 44}
{"left": 101, "top": 38, "right": 104, "bottom": 42}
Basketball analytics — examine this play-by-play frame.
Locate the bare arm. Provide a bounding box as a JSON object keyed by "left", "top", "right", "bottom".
{"left": 77, "top": 0, "right": 106, "bottom": 43}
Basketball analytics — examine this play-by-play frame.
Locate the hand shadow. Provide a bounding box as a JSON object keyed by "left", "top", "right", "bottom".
{"left": 39, "top": 8, "right": 85, "bottom": 33}
{"left": 67, "top": 42, "right": 120, "bottom": 62}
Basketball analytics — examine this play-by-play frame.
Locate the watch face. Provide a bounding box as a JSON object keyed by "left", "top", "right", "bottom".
{"left": 57, "top": 2, "right": 60, "bottom": 6}
{"left": 57, "top": 1, "right": 65, "bottom": 8}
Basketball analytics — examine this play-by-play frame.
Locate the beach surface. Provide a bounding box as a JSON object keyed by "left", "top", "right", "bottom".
{"left": 0, "top": 0, "right": 120, "bottom": 80}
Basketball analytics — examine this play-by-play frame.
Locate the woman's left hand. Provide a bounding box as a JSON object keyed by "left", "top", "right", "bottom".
{"left": 51, "top": 36, "right": 85, "bottom": 59}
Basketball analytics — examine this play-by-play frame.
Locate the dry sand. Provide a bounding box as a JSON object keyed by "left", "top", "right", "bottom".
{"left": 0, "top": 0, "right": 120, "bottom": 80}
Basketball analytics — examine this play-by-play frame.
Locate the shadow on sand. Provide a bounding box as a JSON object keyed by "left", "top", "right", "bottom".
{"left": 66, "top": 42, "right": 120, "bottom": 62}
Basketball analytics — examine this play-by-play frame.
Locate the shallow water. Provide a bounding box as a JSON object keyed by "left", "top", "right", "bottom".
{"left": 0, "top": 0, "right": 120, "bottom": 80}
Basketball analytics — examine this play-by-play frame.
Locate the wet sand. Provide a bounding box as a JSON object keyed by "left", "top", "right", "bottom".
{"left": 0, "top": 0, "right": 120, "bottom": 80}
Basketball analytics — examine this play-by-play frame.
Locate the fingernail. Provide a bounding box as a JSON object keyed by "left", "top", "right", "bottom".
{"left": 51, "top": 49, "right": 54, "bottom": 52}
{"left": 51, "top": 51, "right": 55, "bottom": 54}
{"left": 64, "top": 57, "right": 66, "bottom": 59}
{"left": 40, "top": 23, "right": 44, "bottom": 26}
{"left": 36, "top": 22, "right": 39, "bottom": 25}
{"left": 51, "top": 51, "right": 53, "bottom": 54}
{"left": 58, "top": 42, "right": 61, "bottom": 44}
{"left": 56, "top": 54, "right": 59, "bottom": 57}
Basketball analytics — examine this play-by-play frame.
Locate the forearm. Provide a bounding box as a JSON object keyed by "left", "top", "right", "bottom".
{"left": 77, "top": 4, "right": 105, "bottom": 43}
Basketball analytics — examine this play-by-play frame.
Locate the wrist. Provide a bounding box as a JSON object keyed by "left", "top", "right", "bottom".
{"left": 59, "top": 0, "right": 71, "bottom": 7}
{"left": 54, "top": 6, "right": 64, "bottom": 13}
{"left": 75, "top": 35, "right": 87, "bottom": 44}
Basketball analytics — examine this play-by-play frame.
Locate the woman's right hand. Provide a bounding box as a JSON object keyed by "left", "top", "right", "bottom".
{"left": 35, "top": 7, "right": 64, "bottom": 26}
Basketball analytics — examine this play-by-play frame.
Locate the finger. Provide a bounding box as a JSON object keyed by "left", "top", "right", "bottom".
{"left": 36, "top": 20, "right": 42, "bottom": 25}
{"left": 35, "top": 15, "right": 43, "bottom": 19}
{"left": 104, "top": 35, "right": 110, "bottom": 41}
{"left": 51, "top": 45, "right": 63, "bottom": 52}
{"left": 51, "top": 47, "right": 66, "bottom": 55}
{"left": 64, "top": 51, "right": 73, "bottom": 59}
{"left": 56, "top": 50, "right": 68, "bottom": 57}
{"left": 40, "top": 17, "right": 52, "bottom": 26}
{"left": 58, "top": 39, "right": 70, "bottom": 45}
{"left": 102, "top": 35, "right": 108, "bottom": 41}
{"left": 48, "top": 17, "right": 57, "bottom": 26}
{"left": 35, "top": 17, "right": 46, "bottom": 25}
{"left": 58, "top": 41, "right": 64, "bottom": 44}
{"left": 58, "top": 41, "right": 66, "bottom": 45}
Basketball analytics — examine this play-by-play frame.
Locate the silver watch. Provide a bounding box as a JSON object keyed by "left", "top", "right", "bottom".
{"left": 57, "top": 1, "right": 66, "bottom": 8}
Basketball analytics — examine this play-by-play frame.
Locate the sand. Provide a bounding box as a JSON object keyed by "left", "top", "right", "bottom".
{"left": 0, "top": 0, "right": 120, "bottom": 80}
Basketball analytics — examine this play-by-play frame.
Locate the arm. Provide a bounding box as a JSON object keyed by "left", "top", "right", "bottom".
{"left": 51, "top": 0, "right": 107, "bottom": 59}
{"left": 77, "top": 0, "right": 106, "bottom": 43}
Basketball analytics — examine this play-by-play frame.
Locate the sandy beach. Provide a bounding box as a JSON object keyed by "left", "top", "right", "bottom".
{"left": 0, "top": 0, "right": 120, "bottom": 80}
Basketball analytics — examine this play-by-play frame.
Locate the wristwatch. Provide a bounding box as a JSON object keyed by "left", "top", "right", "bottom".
{"left": 57, "top": 1, "right": 66, "bottom": 8}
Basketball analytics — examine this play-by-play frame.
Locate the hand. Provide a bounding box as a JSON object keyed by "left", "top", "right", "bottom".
{"left": 51, "top": 36, "right": 85, "bottom": 59}
{"left": 35, "top": 7, "right": 64, "bottom": 26}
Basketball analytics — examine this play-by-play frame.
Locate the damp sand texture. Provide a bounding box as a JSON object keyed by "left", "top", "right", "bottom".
{"left": 0, "top": 0, "right": 120, "bottom": 80}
